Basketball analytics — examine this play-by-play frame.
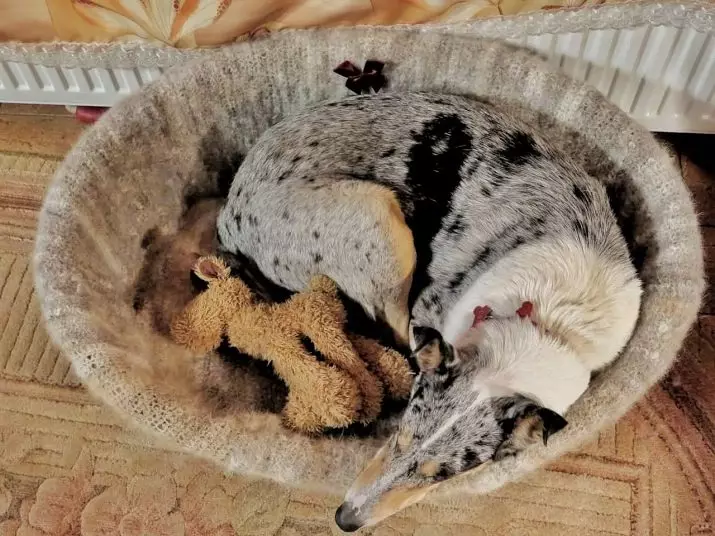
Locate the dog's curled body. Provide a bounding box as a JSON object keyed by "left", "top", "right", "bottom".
{"left": 218, "top": 93, "right": 631, "bottom": 341}
{"left": 217, "top": 93, "right": 641, "bottom": 529}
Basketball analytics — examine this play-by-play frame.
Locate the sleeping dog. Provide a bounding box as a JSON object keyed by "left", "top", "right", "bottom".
{"left": 217, "top": 93, "right": 641, "bottom": 531}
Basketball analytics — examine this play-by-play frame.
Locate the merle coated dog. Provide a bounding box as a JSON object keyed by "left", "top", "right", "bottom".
{"left": 217, "top": 93, "right": 641, "bottom": 531}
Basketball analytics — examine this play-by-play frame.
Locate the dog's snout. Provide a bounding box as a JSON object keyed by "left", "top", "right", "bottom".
{"left": 335, "top": 502, "right": 363, "bottom": 532}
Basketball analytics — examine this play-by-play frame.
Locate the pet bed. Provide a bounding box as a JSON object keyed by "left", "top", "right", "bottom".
{"left": 34, "top": 29, "right": 703, "bottom": 496}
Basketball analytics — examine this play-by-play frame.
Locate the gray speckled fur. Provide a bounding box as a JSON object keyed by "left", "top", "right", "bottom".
{"left": 218, "top": 93, "right": 626, "bottom": 332}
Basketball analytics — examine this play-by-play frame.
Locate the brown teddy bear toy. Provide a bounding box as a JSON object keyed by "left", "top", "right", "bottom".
{"left": 170, "top": 256, "right": 413, "bottom": 433}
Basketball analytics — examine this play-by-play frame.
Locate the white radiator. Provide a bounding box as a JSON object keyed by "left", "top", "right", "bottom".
{"left": 0, "top": 64, "right": 165, "bottom": 107}
{"left": 0, "top": 26, "right": 713, "bottom": 132}
{"left": 509, "top": 26, "right": 715, "bottom": 132}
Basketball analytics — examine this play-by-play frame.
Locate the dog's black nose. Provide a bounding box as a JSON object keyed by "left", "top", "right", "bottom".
{"left": 335, "top": 502, "right": 363, "bottom": 532}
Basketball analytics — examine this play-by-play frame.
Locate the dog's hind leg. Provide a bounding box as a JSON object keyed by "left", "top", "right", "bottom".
{"left": 231, "top": 178, "right": 416, "bottom": 345}
{"left": 367, "top": 186, "right": 415, "bottom": 347}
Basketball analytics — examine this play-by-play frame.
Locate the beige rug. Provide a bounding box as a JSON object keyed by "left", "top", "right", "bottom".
{"left": 0, "top": 125, "right": 713, "bottom": 534}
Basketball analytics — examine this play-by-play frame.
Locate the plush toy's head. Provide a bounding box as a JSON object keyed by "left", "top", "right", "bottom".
{"left": 193, "top": 255, "right": 255, "bottom": 310}
{"left": 170, "top": 255, "right": 254, "bottom": 353}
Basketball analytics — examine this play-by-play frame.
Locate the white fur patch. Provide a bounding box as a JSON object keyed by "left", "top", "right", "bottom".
{"left": 443, "top": 237, "right": 641, "bottom": 414}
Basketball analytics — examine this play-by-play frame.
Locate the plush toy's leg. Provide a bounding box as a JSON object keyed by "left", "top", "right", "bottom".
{"left": 350, "top": 335, "right": 414, "bottom": 400}
{"left": 272, "top": 352, "right": 362, "bottom": 432}
{"left": 293, "top": 293, "right": 384, "bottom": 423}
{"left": 170, "top": 290, "right": 225, "bottom": 354}
{"left": 226, "top": 307, "right": 363, "bottom": 432}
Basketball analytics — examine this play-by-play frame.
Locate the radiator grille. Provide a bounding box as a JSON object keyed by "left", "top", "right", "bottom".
{"left": 1, "top": 26, "right": 713, "bottom": 132}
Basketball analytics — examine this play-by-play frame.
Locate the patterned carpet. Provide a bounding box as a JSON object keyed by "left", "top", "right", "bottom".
{"left": 0, "top": 107, "right": 713, "bottom": 535}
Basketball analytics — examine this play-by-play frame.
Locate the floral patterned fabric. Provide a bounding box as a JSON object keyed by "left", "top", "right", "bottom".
{"left": 0, "top": 0, "right": 620, "bottom": 47}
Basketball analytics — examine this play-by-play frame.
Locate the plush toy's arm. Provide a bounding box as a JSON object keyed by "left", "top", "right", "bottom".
{"left": 170, "top": 290, "right": 225, "bottom": 354}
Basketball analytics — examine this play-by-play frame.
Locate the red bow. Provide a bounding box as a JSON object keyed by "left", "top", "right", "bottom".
{"left": 333, "top": 60, "right": 387, "bottom": 95}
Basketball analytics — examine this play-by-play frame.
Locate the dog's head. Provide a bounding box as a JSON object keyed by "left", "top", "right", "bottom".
{"left": 336, "top": 326, "right": 568, "bottom": 532}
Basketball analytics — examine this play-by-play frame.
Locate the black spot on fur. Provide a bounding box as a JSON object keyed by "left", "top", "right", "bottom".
{"left": 234, "top": 214, "right": 242, "bottom": 232}
{"left": 309, "top": 140, "right": 319, "bottom": 147}
{"left": 531, "top": 215, "right": 546, "bottom": 227}
{"left": 365, "top": 251, "right": 371, "bottom": 263}
{"left": 405, "top": 113, "right": 473, "bottom": 304}
{"left": 472, "top": 246, "right": 492, "bottom": 268}
{"left": 247, "top": 214, "right": 258, "bottom": 227}
{"left": 282, "top": 211, "right": 290, "bottom": 221}
{"left": 408, "top": 461, "right": 418, "bottom": 475}
{"left": 277, "top": 172, "right": 289, "bottom": 183}
{"left": 446, "top": 215, "right": 465, "bottom": 236}
{"left": 381, "top": 148, "right": 396, "bottom": 158}
{"left": 435, "top": 465, "right": 453, "bottom": 481}
{"left": 313, "top": 253, "right": 323, "bottom": 264}
{"left": 448, "top": 271, "right": 467, "bottom": 291}
{"left": 463, "top": 449, "right": 478, "bottom": 469}
{"left": 496, "top": 131, "right": 541, "bottom": 171}
{"left": 347, "top": 166, "right": 378, "bottom": 183}
{"left": 424, "top": 293, "right": 442, "bottom": 312}
{"left": 291, "top": 155, "right": 302, "bottom": 164}
{"left": 313, "top": 230, "right": 320, "bottom": 239}
{"left": 481, "top": 186, "right": 491, "bottom": 197}
{"left": 440, "top": 373, "right": 456, "bottom": 391}
{"left": 427, "top": 97, "right": 449, "bottom": 105}
{"left": 573, "top": 183, "right": 591, "bottom": 204}
{"left": 354, "top": 242, "right": 361, "bottom": 250}
{"left": 465, "top": 158, "right": 481, "bottom": 178}
{"left": 572, "top": 218, "right": 589, "bottom": 240}
{"left": 412, "top": 383, "right": 424, "bottom": 401}
{"left": 273, "top": 257, "right": 280, "bottom": 267}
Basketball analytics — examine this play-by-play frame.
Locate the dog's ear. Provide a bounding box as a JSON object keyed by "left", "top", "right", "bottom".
{"left": 411, "top": 326, "right": 455, "bottom": 374}
{"left": 493, "top": 405, "right": 568, "bottom": 461}
{"left": 194, "top": 256, "right": 231, "bottom": 282}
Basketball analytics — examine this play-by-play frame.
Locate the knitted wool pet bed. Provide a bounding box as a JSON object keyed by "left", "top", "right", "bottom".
{"left": 34, "top": 28, "right": 704, "bottom": 496}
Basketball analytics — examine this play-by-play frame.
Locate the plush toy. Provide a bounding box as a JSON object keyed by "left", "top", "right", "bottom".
{"left": 170, "top": 256, "right": 413, "bottom": 433}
